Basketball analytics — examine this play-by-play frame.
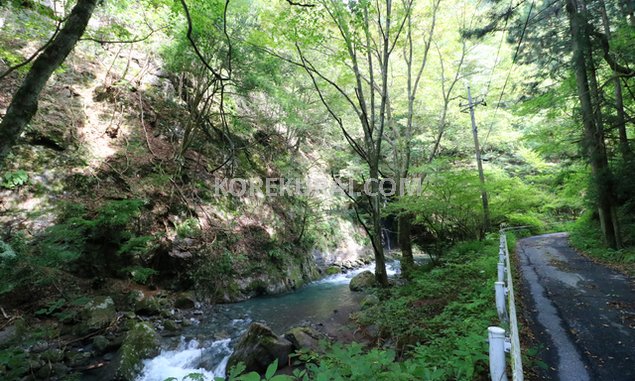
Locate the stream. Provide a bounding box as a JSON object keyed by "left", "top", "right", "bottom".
{"left": 135, "top": 261, "right": 401, "bottom": 381}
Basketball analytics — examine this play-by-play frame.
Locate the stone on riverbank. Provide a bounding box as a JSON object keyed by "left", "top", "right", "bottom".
{"left": 115, "top": 322, "right": 160, "bottom": 380}
{"left": 284, "top": 326, "right": 327, "bottom": 354}
{"left": 349, "top": 271, "right": 376, "bottom": 291}
{"left": 226, "top": 323, "right": 293, "bottom": 376}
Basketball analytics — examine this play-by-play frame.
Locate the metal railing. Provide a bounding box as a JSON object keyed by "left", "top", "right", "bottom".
{"left": 488, "top": 227, "right": 525, "bottom": 381}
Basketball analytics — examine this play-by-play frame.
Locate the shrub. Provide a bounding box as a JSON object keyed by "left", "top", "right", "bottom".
{"left": 0, "top": 199, "right": 154, "bottom": 298}
{"left": 1, "top": 170, "right": 28, "bottom": 189}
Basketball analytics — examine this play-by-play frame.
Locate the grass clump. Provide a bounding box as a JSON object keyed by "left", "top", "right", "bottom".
{"left": 569, "top": 212, "right": 635, "bottom": 275}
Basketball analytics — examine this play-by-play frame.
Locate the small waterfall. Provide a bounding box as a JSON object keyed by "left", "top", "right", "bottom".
{"left": 382, "top": 226, "right": 392, "bottom": 252}
{"left": 136, "top": 338, "right": 231, "bottom": 381}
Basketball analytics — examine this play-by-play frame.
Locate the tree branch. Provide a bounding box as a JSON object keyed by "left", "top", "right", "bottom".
{"left": 286, "top": 0, "right": 315, "bottom": 7}
{"left": 0, "top": 18, "right": 63, "bottom": 81}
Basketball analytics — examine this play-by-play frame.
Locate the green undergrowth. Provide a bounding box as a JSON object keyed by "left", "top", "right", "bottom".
{"left": 0, "top": 199, "right": 154, "bottom": 299}
{"left": 345, "top": 237, "right": 500, "bottom": 380}
{"left": 568, "top": 213, "right": 635, "bottom": 275}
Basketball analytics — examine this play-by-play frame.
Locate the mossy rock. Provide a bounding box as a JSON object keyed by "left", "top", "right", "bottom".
{"left": 349, "top": 271, "right": 376, "bottom": 291}
{"left": 84, "top": 296, "right": 117, "bottom": 331}
{"left": 134, "top": 297, "right": 164, "bottom": 316}
{"left": 115, "top": 322, "right": 160, "bottom": 380}
{"left": 325, "top": 265, "right": 341, "bottom": 275}
{"left": 174, "top": 292, "right": 196, "bottom": 309}
{"left": 92, "top": 335, "right": 110, "bottom": 354}
{"left": 284, "top": 326, "right": 328, "bottom": 354}
{"left": 226, "top": 323, "right": 293, "bottom": 376}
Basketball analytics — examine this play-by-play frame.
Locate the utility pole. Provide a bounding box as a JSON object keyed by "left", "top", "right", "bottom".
{"left": 462, "top": 85, "right": 491, "bottom": 232}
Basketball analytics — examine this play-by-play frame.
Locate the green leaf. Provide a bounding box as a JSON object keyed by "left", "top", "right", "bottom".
{"left": 265, "top": 359, "right": 278, "bottom": 380}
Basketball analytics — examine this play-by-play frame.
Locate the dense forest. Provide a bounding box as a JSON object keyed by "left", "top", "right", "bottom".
{"left": 0, "top": 0, "right": 634, "bottom": 380}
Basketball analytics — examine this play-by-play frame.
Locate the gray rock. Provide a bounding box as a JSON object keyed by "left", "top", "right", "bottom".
{"left": 365, "top": 325, "right": 380, "bottom": 340}
{"left": 227, "top": 323, "right": 293, "bottom": 376}
{"left": 284, "top": 326, "right": 327, "bottom": 354}
{"left": 349, "top": 271, "right": 376, "bottom": 291}
{"left": 84, "top": 296, "right": 117, "bottom": 330}
{"left": 30, "top": 340, "right": 49, "bottom": 353}
{"left": 0, "top": 325, "right": 16, "bottom": 347}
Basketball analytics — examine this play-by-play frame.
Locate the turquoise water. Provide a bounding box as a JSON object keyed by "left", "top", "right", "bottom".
{"left": 135, "top": 262, "right": 400, "bottom": 381}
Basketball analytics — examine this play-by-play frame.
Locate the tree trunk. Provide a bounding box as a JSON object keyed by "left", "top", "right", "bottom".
{"left": 599, "top": 0, "right": 632, "bottom": 161}
{"left": 398, "top": 213, "right": 414, "bottom": 277}
{"left": 0, "top": 0, "right": 98, "bottom": 167}
{"left": 371, "top": 165, "right": 389, "bottom": 287}
{"left": 567, "top": 0, "right": 621, "bottom": 249}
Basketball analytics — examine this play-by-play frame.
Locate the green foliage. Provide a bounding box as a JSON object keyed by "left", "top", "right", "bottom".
{"left": 304, "top": 343, "right": 423, "bottom": 381}
{"left": 0, "top": 200, "right": 154, "bottom": 297}
{"left": 0, "top": 347, "right": 29, "bottom": 380}
{"left": 349, "top": 238, "right": 499, "bottom": 380}
{"left": 176, "top": 218, "right": 201, "bottom": 238}
{"left": 504, "top": 213, "right": 545, "bottom": 235}
{"left": 1, "top": 170, "right": 29, "bottom": 189}
{"left": 569, "top": 213, "right": 635, "bottom": 275}
{"left": 35, "top": 298, "right": 66, "bottom": 317}
{"left": 39, "top": 200, "right": 151, "bottom": 272}
{"left": 123, "top": 266, "right": 158, "bottom": 284}
{"left": 192, "top": 245, "right": 238, "bottom": 299}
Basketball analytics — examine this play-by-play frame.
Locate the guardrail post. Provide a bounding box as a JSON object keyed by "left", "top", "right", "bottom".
{"left": 488, "top": 326, "right": 509, "bottom": 381}
{"left": 495, "top": 281, "right": 508, "bottom": 322}
{"left": 497, "top": 262, "right": 506, "bottom": 283}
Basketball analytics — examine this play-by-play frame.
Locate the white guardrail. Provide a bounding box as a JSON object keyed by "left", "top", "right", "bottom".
{"left": 488, "top": 227, "right": 525, "bottom": 381}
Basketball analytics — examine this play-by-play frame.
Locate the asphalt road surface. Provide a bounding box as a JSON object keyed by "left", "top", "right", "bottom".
{"left": 516, "top": 233, "right": 635, "bottom": 381}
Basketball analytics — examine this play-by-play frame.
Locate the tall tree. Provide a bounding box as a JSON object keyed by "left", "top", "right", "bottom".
{"left": 293, "top": 0, "right": 412, "bottom": 286}
{"left": 391, "top": 0, "right": 438, "bottom": 277}
{"left": 0, "top": 0, "right": 99, "bottom": 167}
{"left": 566, "top": 0, "right": 622, "bottom": 248}
{"left": 598, "top": 0, "right": 632, "bottom": 161}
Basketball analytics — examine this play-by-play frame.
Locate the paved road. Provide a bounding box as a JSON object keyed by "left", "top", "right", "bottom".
{"left": 516, "top": 233, "right": 635, "bottom": 381}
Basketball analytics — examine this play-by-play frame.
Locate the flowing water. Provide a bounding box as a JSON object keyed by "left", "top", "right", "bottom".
{"left": 135, "top": 262, "right": 400, "bottom": 381}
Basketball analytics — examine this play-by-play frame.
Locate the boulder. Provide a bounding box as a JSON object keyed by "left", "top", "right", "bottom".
{"left": 84, "top": 296, "right": 117, "bottom": 330}
{"left": 284, "top": 326, "right": 327, "bottom": 354}
{"left": 0, "top": 325, "right": 16, "bottom": 348}
{"left": 174, "top": 292, "right": 197, "bottom": 309}
{"left": 116, "top": 322, "right": 160, "bottom": 380}
{"left": 226, "top": 323, "right": 293, "bottom": 376}
{"left": 134, "top": 296, "right": 163, "bottom": 316}
{"left": 349, "top": 271, "right": 376, "bottom": 291}
{"left": 92, "top": 335, "right": 110, "bottom": 353}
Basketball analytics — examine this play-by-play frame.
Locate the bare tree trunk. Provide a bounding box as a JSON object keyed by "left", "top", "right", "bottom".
{"left": 0, "top": 0, "right": 98, "bottom": 167}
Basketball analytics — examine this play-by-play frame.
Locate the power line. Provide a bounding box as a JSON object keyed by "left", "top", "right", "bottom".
{"left": 484, "top": 0, "right": 514, "bottom": 97}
